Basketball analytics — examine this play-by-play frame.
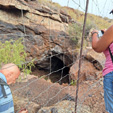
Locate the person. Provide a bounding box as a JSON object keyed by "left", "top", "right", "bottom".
{"left": 91, "top": 25, "right": 113, "bottom": 113}
{"left": 0, "top": 63, "right": 28, "bottom": 113}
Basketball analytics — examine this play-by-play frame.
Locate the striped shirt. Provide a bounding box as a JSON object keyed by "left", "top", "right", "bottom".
{"left": 0, "top": 73, "right": 14, "bottom": 113}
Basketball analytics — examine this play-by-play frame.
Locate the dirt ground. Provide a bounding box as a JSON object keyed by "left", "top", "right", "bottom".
{"left": 11, "top": 68, "right": 107, "bottom": 113}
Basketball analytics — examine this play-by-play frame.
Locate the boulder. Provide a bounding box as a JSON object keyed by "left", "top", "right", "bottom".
{"left": 69, "top": 48, "right": 105, "bottom": 82}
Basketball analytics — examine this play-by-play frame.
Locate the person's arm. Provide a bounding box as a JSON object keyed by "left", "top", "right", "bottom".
{"left": 91, "top": 25, "right": 113, "bottom": 53}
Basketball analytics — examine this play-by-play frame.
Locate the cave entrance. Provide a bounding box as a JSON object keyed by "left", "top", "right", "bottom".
{"left": 48, "top": 56, "right": 70, "bottom": 84}
{"left": 31, "top": 56, "right": 70, "bottom": 85}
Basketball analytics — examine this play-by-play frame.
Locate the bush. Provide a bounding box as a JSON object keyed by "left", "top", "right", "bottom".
{"left": 70, "top": 80, "right": 76, "bottom": 86}
{"left": 85, "top": 18, "right": 97, "bottom": 37}
{"left": 37, "top": 0, "right": 49, "bottom": 4}
{"left": 0, "top": 38, "right": 34, "bottom": 75}
{"left": 68, "top": 23, "right": 82, "bottom": 47}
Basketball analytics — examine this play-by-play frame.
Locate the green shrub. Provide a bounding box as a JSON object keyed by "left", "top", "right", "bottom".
{"left": 0, "top": 38, "right": 34, "bottom": 75}
{"left": 68, "top": 23, "right": 82, "bottom": 47}
{"left": 88, "top": 14, "right": 113, "bottom": 30}
{"left": 37, "top": 0, "right": 49, "bottom": 4}
{"left": 70, "top": 80, "right": 76, "bottom": 86}
{"left": 85, "top": 18, "right": 97, "bottom": 37}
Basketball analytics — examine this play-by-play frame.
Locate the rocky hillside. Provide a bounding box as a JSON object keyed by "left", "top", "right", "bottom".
{"left": 0, "top": 0, "right": 106, "bottom": 73}
{"left": 0, "top": 0, "right": 77, "bottom": 71}
{"left": 0, "top": 0, "right": 108, "bottom": 112}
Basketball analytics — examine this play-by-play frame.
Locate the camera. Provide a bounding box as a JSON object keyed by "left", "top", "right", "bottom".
{"left": 98, "top": 30, "right": 104, "bottom": 38}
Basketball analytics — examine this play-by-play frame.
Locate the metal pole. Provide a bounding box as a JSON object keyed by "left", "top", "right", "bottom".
{"left": 75, "top": 0, "right": 89, "bottom": 112}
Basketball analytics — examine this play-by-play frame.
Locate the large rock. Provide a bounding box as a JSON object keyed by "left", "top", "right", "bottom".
{"left": 69, "top": 59, "right": 100, "bottom": 82}
{"left": 84, "top": 47, "right": 105, "bottom": 69}
{"left": 69, "top": 47, "right": 105, "bottom": 82}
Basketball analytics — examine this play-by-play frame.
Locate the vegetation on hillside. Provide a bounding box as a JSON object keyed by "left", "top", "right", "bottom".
{"left": 0, "top": 39, "right": 34, "bottom": 75}
{"left": 38, "top": 0, "right": 113, "bottom": 27}
{"left": 38, "top": 0, "right": 113, "bottom": 48}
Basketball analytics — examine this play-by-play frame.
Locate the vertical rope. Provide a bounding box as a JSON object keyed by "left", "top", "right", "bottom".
{"left": 75, "top": 0, "right": 89, "bottom": 112}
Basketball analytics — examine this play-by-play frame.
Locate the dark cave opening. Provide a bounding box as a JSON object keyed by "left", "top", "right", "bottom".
{"left": 31, "top": 56, "right": 70, "bottom": 84}
{"left": 49, "top": 56, "right": 70, "bottom": 84}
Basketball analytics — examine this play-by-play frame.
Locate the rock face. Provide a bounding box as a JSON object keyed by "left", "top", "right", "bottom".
{"left": 0, "top": 0, "right": 76, "bottom": 71}
{"left": 38, "top": 100, "right": 91, "bottom": 113}
{"left": 69, "top": 48, "right": 105, "bottom": 82}
{"left": 0, "top": 0, "right": 105, "bottom": 81}
{"left": 13, "top": 95, "right": 40, "bottom": 113}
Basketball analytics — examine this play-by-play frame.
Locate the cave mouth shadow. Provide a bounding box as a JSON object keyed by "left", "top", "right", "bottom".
{"left": 48, "top": 56, "right": 70, "bottom": 84}
{"left": 32, "top": 56, "right": 70, "bottom": 85}
{"left": 48, "top": 66, "right": 70, "bottom": 85}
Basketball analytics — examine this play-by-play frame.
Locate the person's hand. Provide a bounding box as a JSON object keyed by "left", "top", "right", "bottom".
{"left": 91, "top": 30, "right": 98, "bottom": 37}
{"left": 18, "top": 108, "right": 28, "bottom": 113}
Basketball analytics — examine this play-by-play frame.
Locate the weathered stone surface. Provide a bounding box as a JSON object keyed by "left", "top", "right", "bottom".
{"left": 60, "top": 8, "right": 76, "bottom": 23}
{"left": 38, "top": 100, "right": 91, "bottom": 113}
{"left": 37, "top": 5, "right": 53, "bottom": 15}
{"left": 0, "top": 0, "right": 77, "bottom": 71}
{"left": 60, "top": 14, "right": 69, "bottom": 23}
{"left": 11, "top": 74, "right": 70, "bottom": 107}
{"left": 11, "top": 72, "right": 105, "bottom": 112}
{"left": 69, "top": 48, "right": 105, "bottom": 81}
{"left": 84, "top": 47, "right": 105, "bottom": 69}
{"left": 0, "top": 0, "right": 66, "bottom": 30}
{"left": 13, "top": 95, "right": 40, "bottom": 113}
{"left": 69, "top": 59, "right": 100, "bottom": 82}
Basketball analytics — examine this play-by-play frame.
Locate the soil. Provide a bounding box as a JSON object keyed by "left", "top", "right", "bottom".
{"left": 11, "top": 67, "right": 107, "bottom": 113}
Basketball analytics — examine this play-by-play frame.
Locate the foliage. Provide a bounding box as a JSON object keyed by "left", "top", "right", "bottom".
{"left": 50, "top": 1, "right": 61, "bottom": 9}
{"left": 37, "top": 0, "right": 49, "bottom": 4}
{"left": 68, "top": 23, "right": 82, "bottom": 47}
{"left": 68, "top": 19, "right": 97, "bottom": 48}
{"left": 70, "top": 80, "right": 76, "bottom": 86}
{"left": 69, "top": 10, "right": 77, "bottom": 20}
{"left": 88, "top": 14, "right": 113, "bottom": 29}
{"left": 85, "top": 18, "right": 97, "bottom": 37}
{"left": 63, "top": 7, "right": 77, "bottom": 20}
{"left": 0, "top": 38, "right": 34, "bottom": 75}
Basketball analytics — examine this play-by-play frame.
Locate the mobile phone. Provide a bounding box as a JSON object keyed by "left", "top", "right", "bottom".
{"left": 98, "top": 30, "right": 104, "bottom": 38}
